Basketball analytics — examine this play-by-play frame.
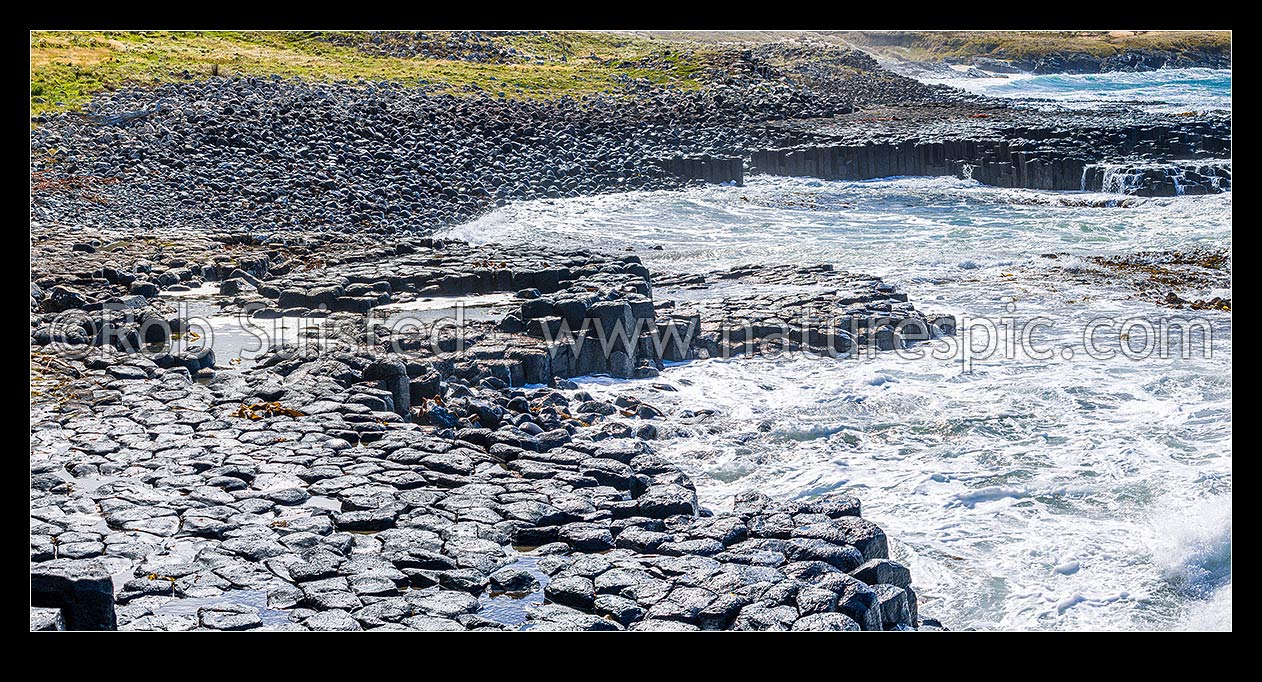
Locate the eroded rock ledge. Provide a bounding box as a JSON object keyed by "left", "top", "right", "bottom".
{"left": 753, "top": 105, "right": 1231, "bottom": 196}
{"left": 31, "top": 227, "right": 951, "bottom": 631}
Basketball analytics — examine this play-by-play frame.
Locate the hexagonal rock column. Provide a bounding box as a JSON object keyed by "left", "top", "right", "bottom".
{"left": 363, "top": 357, "right": 410, "bottom": 418}
{"left": 30, "top": 559, "right": 117, "bottom": 631}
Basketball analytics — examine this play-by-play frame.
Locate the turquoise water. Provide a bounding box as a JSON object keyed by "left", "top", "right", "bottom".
{"left": 926, "top": 68, "right": 1232, "bottom": 112}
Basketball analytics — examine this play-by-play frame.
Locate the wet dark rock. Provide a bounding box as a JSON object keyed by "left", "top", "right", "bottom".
{"left": 594, "top": 594, "right": 646, "bottom": 625}
{"left": 289, "top": 550, "right": 345, "bottom": 582}
{"left": 435, "top": 568, "right": 490, "bottom": 593}
{"left": 333, "top": 508, "right": 398, "bottom": 532}
{"left": 636, "top": 484, "right": 698, "bottom": 518}
{"left": 105, "top": 365, "right": 149, "bottom": 381}
{"left": 558, "top": 523, "right": 615, "bottom": 552}
{"left": 488, "top": 566, "right": 539, "bottom": 592}
{"left": 784, "top": 538, "right": 864, "bottom": 571}
{"left": 851, "top": 558, "right": 912, "bottom": 589}
{"left": 688, "top": 516, "right": 749, "bottom": 546}
{"left": 222, "top": 535, "right": 289, "bottom": 562}
{"left": 300, "top": 576, "right": 364, "bottom": 611}
{"left": 545, "top": 575, "right": 596, "bottom": 610}
{"left": 42, "top": 285, "right": 88, "bottom": 313}
{"left": 408, "top": 589, "right": 479, "bottom": 618}
{"left": 827, "top": 517, "right": 889, "bottom": 562}
{"left": 403, "top": 615, "right": 465, "bottom": 631}
{"left": 836, "top": 575, "right": 884, "bottom": 631}
{"left": 873, "top": 583, "right": 915, "bottom": 630}
{"left": 30, "top": 559, "right": 117, "bottom": 630}
{"left": 614, "top": 525, "right": 674, "bottom": 553}
{"left": 659, "top": 538, "right": 725, "bottom": 557}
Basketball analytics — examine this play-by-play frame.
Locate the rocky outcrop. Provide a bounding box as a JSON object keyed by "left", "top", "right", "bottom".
{"left": 653, "top": 155, "right": 745, "bottom": 186}
{"left": 29, "top": 46, "right": 964, "bottom": 236}
{"left": 31, "top": 226, "right": 951, "bottom": 387}
{"left": 1080, "top": 160, "right": 1231, "bottom": 196}
{"left": 30, "top": 225, "right": 952, "bottom": 632}
{"left": 1003, "top": 47, "right": 1231, "bottom": 74}
{"left": 748, "top": 109, "right": 1231, "bottom": 194}
{"left": 30, "top": 559, "right": 117, "bottom": 630}
{"left": 29, "top": 37, "right": 1229, "bottom": 633}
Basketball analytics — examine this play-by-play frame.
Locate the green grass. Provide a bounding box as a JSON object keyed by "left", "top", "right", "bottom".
{"left": 30, "top": 30, "right": 711, "bottom": 118}
{"left": 834, "top": 30, "right": 1232, "bottom": 63}
{"left": 35, "top": 30, "right": 1228, "bottom": 119}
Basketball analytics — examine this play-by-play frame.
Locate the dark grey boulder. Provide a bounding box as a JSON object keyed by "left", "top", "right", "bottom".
{"left": 30, "top": 559, "right": 117, "bottom": 631}
{"left": 488, "top": 566, "right": 540, "bottom": 593}
{"left": 873, "top": 583, "right": 914, "bottom": 630}
{"left": 544, "top": 575, "right": 596, "bottom": 610}
{"left": 850, "top": 558, "right": 912, "bottom": 589}
{"left": 636, "top": 484, "right": 698, "bottom": 518}
{"left": 828, "top": 516, "right": 890, "bottom": 562}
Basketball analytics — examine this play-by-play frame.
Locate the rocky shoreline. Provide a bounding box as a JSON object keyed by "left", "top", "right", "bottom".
{"left": 30, "top": 43, "right": 961, "bottom": 235}
{"left": 761, "top": 105, "right": 1231, "bottom": 196}
{"left": 987, "top": 47, "right": 1230, "bottom": 75}
{"left": 887, "top": 47, "right": 1231, "bottom": 79}
{"left": 31, "top": 226, "right": 950, "bottom": 631}
{"left": 31, "top": 37, "right": 1229, "bottom": 631}
{"left": 837, "top": 29, "right": 1231, "bottom": 76}
{"left": 30, "top": 75, "right": 1228, "bottom": 246}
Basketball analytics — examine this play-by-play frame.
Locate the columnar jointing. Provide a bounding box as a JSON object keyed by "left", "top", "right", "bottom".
{"left": 746, "top": 123, "right": 1231, "bottom": 195}
{"left": 653, "top": 156, "right": 745, "bottom": 186}
{"left": 653, "top": 119, "right": 1231, "bottom": 197}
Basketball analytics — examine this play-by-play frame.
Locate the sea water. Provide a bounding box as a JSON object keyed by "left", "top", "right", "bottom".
{"left": 440, "top": 73, "right": 1232, "bottom": 632}
{"left": 923, "top": 67, "right": 1232, "bottom": 113}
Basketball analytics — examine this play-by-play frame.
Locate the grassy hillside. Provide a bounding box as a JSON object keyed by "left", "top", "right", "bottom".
{"left": 832, "top": 30, "right": 1231, "bottom": 62}
{"left": 30, "top": 30, "right": 1231, "bottom": 119}
{"left": 30, "top": 31, "right": 710, "bottom": 117}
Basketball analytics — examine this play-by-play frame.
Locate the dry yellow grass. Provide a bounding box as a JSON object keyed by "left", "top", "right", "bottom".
{"left": 30, "top": 31, "right": 708, "bottom": 118}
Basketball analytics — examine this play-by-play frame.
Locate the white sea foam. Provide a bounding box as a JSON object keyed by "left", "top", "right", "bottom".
{"left": 921, "top": 68, "right": 1232, "bottom": 113}
{"left": 1149, "top": 497, "right": 1233, "bottom": 631}
{"left": 441, "top": 110, "right": 1230, "bottom": 631}
{"left": 1181, "top": 583, "right": 1232, "bottom": 632}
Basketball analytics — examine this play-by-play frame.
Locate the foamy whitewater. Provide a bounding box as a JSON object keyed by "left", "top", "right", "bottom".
{"left": 441, "top": 72, "right": 1231, "bottom": 631}
{"left": 923, "top": 68, "right": 1232, "bottom": 113}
